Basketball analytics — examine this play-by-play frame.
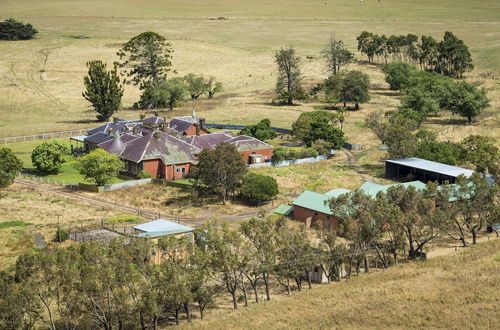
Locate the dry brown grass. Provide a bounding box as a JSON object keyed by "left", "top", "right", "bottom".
{"left": 0, "top": 184, "right": 131, "bottom": 268}
{"left": 182, "top": 238, "right": 500, "bottom": 329}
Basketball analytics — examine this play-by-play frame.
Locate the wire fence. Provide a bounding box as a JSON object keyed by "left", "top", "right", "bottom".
{"left": 20, "top": 172, "right": 78, "bottom": 189}
{"left": 0, "top": 128, "right": 90, "bottom": 144}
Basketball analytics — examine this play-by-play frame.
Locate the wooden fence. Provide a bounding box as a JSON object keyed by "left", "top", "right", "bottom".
{"left": 0, "top": 128, "right": 90, "bottom": 144}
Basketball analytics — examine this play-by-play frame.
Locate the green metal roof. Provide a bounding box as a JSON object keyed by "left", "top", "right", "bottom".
{"left": 292, "top": 191, "right": 332, "bottom": 215}
{"left": 274, "top": 204, "right": 294, "bottom": 216}
{"left": 358, "top": 181, "right": 427, "bottom": 198}
{"left": 324, "top": 188, "right": 352, "bottom": 198}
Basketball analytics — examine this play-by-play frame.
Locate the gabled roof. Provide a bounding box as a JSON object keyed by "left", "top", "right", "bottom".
{"left": 184, "top": 132, "right": 233, "bottom": 150}
{"left": 120, "top": 131, "right": 200, "bottom": 164}
{"left": 141, "top": 116, "right": 164, "bottom": 126}
{"left": 84, "top": 132, "right": 113, "bottom": 145}
{"left": 386, "top": 158, "right": 475, "bottom": 178}
{"left": 98, "top": 133, "right": 139, "bottom": 155}
{"left": 293, "top": 190, "right": 332, "bottom": 215}
{"left": 134, "top": 219, "right": 193, "bottom": 238}
{"left": 87, "top": 119, "right": 132, "bottom": 136}
{"left": 226, "top": 135, "right": 273, "bottom": 152}
{"left": 169, "top": 116, "right": 197, "bottom": 134}
{"left": 358, "top": 181, "right": 427, "bottom": 198}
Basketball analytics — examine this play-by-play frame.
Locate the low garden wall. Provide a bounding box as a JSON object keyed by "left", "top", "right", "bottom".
{"left": 248, "top": 153, "right": 333, "bottom": 168}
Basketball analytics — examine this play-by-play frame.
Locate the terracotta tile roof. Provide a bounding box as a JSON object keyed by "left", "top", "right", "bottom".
{"left": 120, "top": 131, "right": 200, "bottom": 165}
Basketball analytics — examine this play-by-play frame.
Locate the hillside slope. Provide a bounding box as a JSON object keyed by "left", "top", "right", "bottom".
{"left": 184, "top": 239, "right": 500, "bottom": 329}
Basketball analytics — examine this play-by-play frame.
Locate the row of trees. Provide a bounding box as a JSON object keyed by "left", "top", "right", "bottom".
{"left": 83, "top": 32, "right": 223, "bottom": 121}
{"left": 357, "top": 31, "right": 473, "bottom": 78}
{"left": 3, "top": 174, "right": 496, "bottom": 328}
{"left": 381, "top": 61, "right": 489, "bottom": 123}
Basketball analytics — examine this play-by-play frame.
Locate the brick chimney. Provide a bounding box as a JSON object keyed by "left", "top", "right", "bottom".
{"left": 140, "top": 114, "right": 145, "bottom": 119}
{"left": 199, "top": 117, "right": 206, "bottom": 131}
{"left": 132, "top": 126, "right": 138, "bottom": 135}
{"left": 108, "top": 127, "right": 113, "bottom": 136}
{"left": 113, "top": 117, "right": 119, "bottom": 123}
{"left": 153, "top": 131, "right": 161, "bottom": 139}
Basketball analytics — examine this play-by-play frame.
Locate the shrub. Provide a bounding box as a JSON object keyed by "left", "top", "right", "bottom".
{"left": 311, "top": 139, "right": 333, "bottom": 155}
{"left": 55, "top": 228, "right": 69, "bottom": 242}
{"left": 239, "top": 119, "right": 277, "bottom": 141}
{"left": 240, "top": 173, "right": 279, "bottom": 205}
{"left": 300, "top": 148, "right": 319, "bottom": 158}
{"left": 0, "top": 19, "right": 38, "bottom": 40}
{"left": 75, "top": 149, "right": 124, "bottom": 186}
{"left": 0, "top": 147, "right": 23, "bottom": 190}
{"left": 138, "top": 170, "right": 152, "bottom": 179}
{"left": 31, "top": 141, "right": 70, "bottom": 174}
{"left": 381, "top": 62, "right": 416, "bottom": 90}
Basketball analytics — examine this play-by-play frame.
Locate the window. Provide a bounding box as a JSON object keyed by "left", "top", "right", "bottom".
{"left": 176, "top": 168, "right": 182, "bottom": 173}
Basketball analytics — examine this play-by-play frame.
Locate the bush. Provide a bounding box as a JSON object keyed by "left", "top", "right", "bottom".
{"left": 240, "top": 173, "right": 279, "bottom": 205}
{"left": 239, "top": 119, "right": 277, "bottom": 141}
{"left": 31, "top": 141, "right": 70, "bottom": 174}
{"left": 311, "top": 139, "right": 333, "bottom": 155}
{"left": 0, "top": 19, "right": 38, "bottom": 40}
{"left": 271, "top": 147, "right": 300, "bottom": 164}
{"left": 300, "top": 148, "right": 319, "bottom": 158}
{"left": 138, "top": 170, "right": 152, "bottom": 179}
{"left": 55, "top": 228, "right": 69, "bottom": 242}
{"left": 0, "top": 147, "right": 23, "bottom": 190}
{"left": 381, "top": 62, "right": 416, "bottom": 90}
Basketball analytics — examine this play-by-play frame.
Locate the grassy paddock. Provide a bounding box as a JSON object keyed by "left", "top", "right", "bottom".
{"left": 0, "top": 0, "right": 498, "bottom": 139}
{"left": 183, "top": 239, "right": 500, "bottom": 329}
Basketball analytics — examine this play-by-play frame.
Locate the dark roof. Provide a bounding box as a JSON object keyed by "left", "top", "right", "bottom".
{"left": 226, "top": 135, "right": 273, "bottom": 152}
{"left": 141, "top": 116, "right": 165, "bottom": 126}
{"left": 169, "top": 116, "right": 196, "bottom": 134}
{"left": 84, "top": 132, "right": 113, "bottom": 145}
{"left": 98, "top": 133, "right": 139, "bottom": 155}
{"left": 87, "top": 119, "right": 131, "bottom": 136}
{"left": 120, "top": 131, "right": 200, "bottom": 165}
{"left": 184, "top": 132, "right": 232, "bottom": 149}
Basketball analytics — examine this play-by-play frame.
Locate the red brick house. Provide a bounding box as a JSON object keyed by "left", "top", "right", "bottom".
{"left": 82, "top": 114, "right": 274, "bottom": 179}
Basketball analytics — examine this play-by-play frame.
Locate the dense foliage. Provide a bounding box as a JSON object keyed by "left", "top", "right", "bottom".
{"left": 239, "top": 119, "right": 277, "bottom": 141}
{"left": 0, "top": 147, "right": 23, "bottom": 190}
{"left": 31, "top": 141, "right": 70, "bottom": 174}
{"left": 75, "top": 149, "right": 124, "bottom": 186}
{"left": 82, "top": 60, "right": 124, "bottom": 121}
{"left": 324, "top": 70, "right": 370, "bottom": 110}
{"left": 194, "top": 143, "right": 247, "bottom": 204}
{"left": 0, "top": 19, "right": 38, "bottom": 40}
{"left": 239, "top": 173, "right": 279, "bottom": 205}
{"left": 116, "top": 31, "right": 174, "bottom": 89}
{"left": 357, "top": 31, "right": 473, "bottom": 78}
{"left": 292, "top": 111, "right": 345, "bottom": 149}
{"left": 135, "top": 77, "right": 188, "bottom": 110}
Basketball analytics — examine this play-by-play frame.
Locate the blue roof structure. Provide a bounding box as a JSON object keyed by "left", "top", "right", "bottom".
{"left": 134, "top": 219, "right": 193, "bottom": 238}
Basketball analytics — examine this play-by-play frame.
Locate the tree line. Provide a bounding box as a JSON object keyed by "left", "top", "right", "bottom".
{"left": 381, "top": 61, "right": 489, "bottom": 124}
{"left": 83, "top": 32, "right": 224, "bottom": 122}
{"left": 357, "top": 31, "right": 473, "bottom": 78}
{"left": 1, "top": 173, "right": 497, "bottom": 328}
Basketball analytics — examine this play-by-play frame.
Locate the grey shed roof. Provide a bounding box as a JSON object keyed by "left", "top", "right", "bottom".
{"left": 226, "top": 135, "right": 273, "bottom": 152}
{"left": 386, "top": 158, "right": 475, "bottom": 178}
{"left": 134, "top": 219, "right": 193, "bottom": 238}
{"left": 184, "top": 132, "right": 233, "bottom": 150}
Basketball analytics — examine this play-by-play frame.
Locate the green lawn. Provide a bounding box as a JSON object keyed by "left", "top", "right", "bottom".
{"left": 6, "top": 139, "right": 128, "bottom": 185}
